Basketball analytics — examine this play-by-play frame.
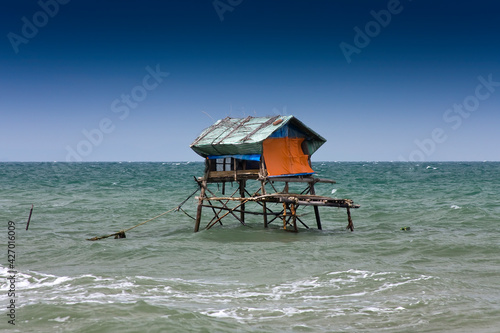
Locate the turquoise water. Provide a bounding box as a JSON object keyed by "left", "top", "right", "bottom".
{"left": 1, "top": 162, "right": 500, "bottom": 332}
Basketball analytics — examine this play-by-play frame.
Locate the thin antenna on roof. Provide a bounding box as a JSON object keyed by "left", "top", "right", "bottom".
{"left": 272, "top": 105, "right": 288, "bottom": 116}
{"left": 201, "top": 111, "right": 214, "bottom": 121}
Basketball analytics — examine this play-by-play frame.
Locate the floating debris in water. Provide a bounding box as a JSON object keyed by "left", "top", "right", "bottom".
{"left": 401, "top": 227, "right": 411, "bottom": 231}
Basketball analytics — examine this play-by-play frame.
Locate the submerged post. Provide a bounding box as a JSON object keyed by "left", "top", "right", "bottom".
{"left": 195, "top": 160, "right": 210, "bottom": 232}
{"left": 309, "top": 183, "right": 322, "bottom": 230}
{"left": 26, "top": 204, "right": 34, "bottom": 231}
{"left": 346, "top": 206, "right": 354, "bottom": 232}
{"left": 261, "top": 180, "right": 268, "bottom": 228}
{"left": 239, "top": 179, "right": 246, "bottom": 224}
{"left": 260, "top": 158, "right": 268, "bottom": 228}
{"left": 194, "top": 180, "right": 206, "bottom": 232}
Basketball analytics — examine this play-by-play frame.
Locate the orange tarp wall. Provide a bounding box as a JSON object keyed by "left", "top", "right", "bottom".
{"left": 262, "top": 137, "right": 314, "bottom": 176}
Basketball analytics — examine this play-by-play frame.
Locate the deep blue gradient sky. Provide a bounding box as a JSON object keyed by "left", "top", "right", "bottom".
{"left": 2, "top": 0, "right": 499, "bottom": 162}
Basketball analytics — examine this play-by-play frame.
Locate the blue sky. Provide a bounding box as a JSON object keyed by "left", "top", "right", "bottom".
{"left": 1, "top": 0, "right": 499, "bottom": 162}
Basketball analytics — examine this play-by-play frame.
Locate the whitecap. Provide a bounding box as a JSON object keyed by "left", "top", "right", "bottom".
{"left": 49, "top": 316, "right": 70, "bottom": 322}
{"left": 450, "top": 204, "right": 461, "bottom": 209}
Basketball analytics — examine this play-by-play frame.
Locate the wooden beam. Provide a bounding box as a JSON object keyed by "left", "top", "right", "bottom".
{"left": 208, "top": 169, "right": 260, "bottom": 181}
{"left": 205, "top": 198, "right": 250, "bottom": 230}
{"left": 214, "top": 116, "right": 252, "bottom": 145}
{"left": 191, "top": 117, "right": 231, "bottom": 146}
{"left": 200, "top": 205, "right": 283, "bottom": 216}
{"left": 240, "top": 116, "right": 280, "bottom": 142}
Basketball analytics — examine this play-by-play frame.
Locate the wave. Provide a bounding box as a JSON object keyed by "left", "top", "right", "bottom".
{"left": 1, "top": 265, "right": 435, "bottom": 319}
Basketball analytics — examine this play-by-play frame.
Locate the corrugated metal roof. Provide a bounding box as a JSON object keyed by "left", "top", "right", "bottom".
{"left": 190, "top": 115, "right": 326, "bottom": 158}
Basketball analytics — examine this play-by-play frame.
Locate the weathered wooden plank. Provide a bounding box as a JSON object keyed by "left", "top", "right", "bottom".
{"left": 266, "top": 177, "right": 336, "bottom": 184}
{"left": 200, "top": 205, "right": 282, "bottom": 216}
{"left": 214, "top": 116, "right": 252, "bottom": 145}
{"left": 240, "top": 116, "right": 280, "bottom": 142}
{"left": 208, "top": 169, "right": 260, "bottom": 178}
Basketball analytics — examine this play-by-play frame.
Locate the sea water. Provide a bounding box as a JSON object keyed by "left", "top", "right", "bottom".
{"left": 1, "top": 162, "right": 499, "bottom": 332}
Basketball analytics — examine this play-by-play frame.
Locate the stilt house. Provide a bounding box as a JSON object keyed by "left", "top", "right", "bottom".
{"left": 190, "top": 115, "right": 359, "bottom": 232}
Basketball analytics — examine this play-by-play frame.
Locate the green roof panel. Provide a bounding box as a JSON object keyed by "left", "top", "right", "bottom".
{"left": 190, "top": 115, "right": 326, "bottom": 158}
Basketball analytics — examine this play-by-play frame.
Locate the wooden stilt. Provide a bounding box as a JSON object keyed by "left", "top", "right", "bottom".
{"left": 193, "top": 154, "right": 358, "bottom": 232}
{"left": 346, "top": 206, "right": 354, "bottom": 232}
{"left": 282, "top": 203, "right": 287, "bottom": 230}
{"left": 259, "top": 158, "right": 268, "bottom": 228}
{"left": 195, "top": 161, "right": 210, "bottom": 232}
{"left": 261, "top": 180, "right": 268, "bottom": 228}
{"left": 194, "top": 180, "right": 206, "bottom": 232}
{"left": 291, "top": 203, "right": 298, "bottom": 232}
{"left": 239, "top": 180, "right": 246, "bottom": 224}
{"left": 309, "top": 183, "right": 322, "bottom": 230}
{"left": 313, "top": 207, "right": 322, "bottom": 230}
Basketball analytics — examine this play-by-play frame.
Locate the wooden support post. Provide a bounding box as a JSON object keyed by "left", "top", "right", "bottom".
{"left": 346, "top": 206, "right": 354, "bottom": 232}
{"left": 26, "top": 204, "right": 34, "bottom": 231}
{"left": 261, "top": 180, "right": 268, "bottom": 228}
{"left": 290, "top": 203, "right": 298, "bottom": 232}
{"left": 259, "top": 157, "right": 269, "bottom": 228}
{"left": 282, "top": 203, "right": 287, "bottom": 230}
{"left": 195, "top": 160, "right": 210, "bottom": 232}
{"left": 309, "top": 183, "right": 322, "bottom": 230}
{"left": 239, "top": 179, "right": 246, "bottom": 224}
{"left": 194, "top": 180, "right": 206, "bottom": 232}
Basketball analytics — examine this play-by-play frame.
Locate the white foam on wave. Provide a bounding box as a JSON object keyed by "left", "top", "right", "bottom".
{"left": 450, "top": 204, "right": 461, "bottom": 209}
{"left": 201, "top": 305, "right": 316, "bottom": 323}
{"left": 361, "top": 305, "right": 406, "bottom": 314}
{"left": 198, "top": 269, "right": 437, "bottom": 322}
{"left": 49, "top": 316, "right": 70, "bottom": 322}
{"left": 1, "top": 265, "right": 438, "bottom": 324}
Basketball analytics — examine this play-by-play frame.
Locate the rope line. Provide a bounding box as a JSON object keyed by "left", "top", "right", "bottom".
{"left": 86, "top": 187, "right": 199, "bottom": 241}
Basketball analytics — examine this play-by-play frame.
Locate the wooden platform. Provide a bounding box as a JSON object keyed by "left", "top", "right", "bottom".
{"left": 193, "top": 158, "right": 360, "bottom": 233}
{"left": 195, "top": 188, "right": 359, "bottom": 232}
{"left": 200, "top": 193, "right": 359, "bottom": 209}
